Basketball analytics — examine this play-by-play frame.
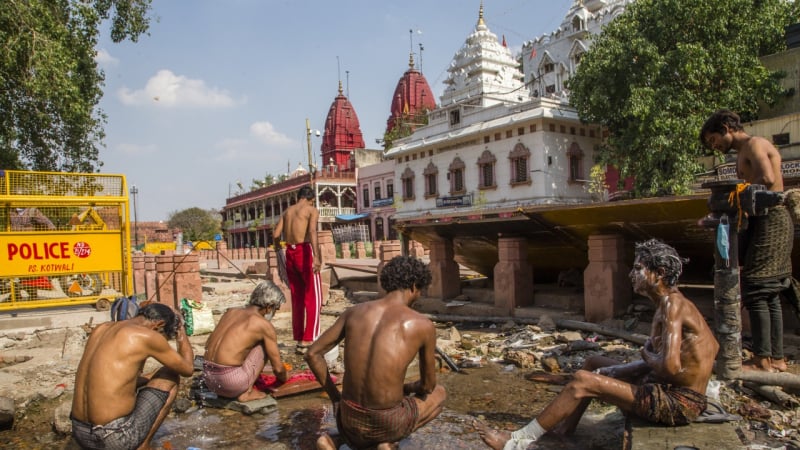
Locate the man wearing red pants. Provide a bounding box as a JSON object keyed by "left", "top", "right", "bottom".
{"left": 273, "top": 185, "right": 323, "bottom": 354}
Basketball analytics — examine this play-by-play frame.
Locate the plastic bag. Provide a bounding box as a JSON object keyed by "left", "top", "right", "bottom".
{"left": 180, "top": 298, "right": 214, "bottom": 336}
{"left": 716, "top": 214, "right": 730, "bottom": 266}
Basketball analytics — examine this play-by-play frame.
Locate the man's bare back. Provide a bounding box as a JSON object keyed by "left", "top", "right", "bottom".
{"left": 72, "top": 307, "right": 193, "bottom": 426}
{"left": 306, "top": 256, "right": 446, "bottom": 449}
{"left": 205, "top": 308, "right": 279, "bottom": 363}
{"left": 341, "top": 296, "right": 436, "bottom": 408}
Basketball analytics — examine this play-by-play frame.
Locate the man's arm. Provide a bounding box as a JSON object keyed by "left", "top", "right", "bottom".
{"left": 406, "top": 319, "right": 437, "bottom": 396}
{"left": 272, "top": 216, "right": 284, "bottom": 243}
{"left": 594, "top": 360, "right": 650, "bottom": 380}
{"left": 261, "top": 322, "right": 287, "bottom": 383}
{"left": 308, "top": 207, "right": 321, "bottom": 272}
{"left": 146, "top": 324, "right": 194, "bottom": 377}
{"left": 306, "top": 314, "right": 346, "bottom": 403}
{"left": 31, "top": 209, "right": 55, "bottom": 230}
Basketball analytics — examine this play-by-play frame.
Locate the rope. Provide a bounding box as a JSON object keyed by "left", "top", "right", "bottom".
{"left": 727, "top": 182, "right": 750, "bottom": 229}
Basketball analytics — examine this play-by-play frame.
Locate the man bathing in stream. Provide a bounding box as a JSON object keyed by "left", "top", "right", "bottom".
{"left": 474, "top": 239, "right": 719, "bottom": 449}
{"left": 203, "top": 280, "right": 288, "bottom": 402}
{"left": 71, "top": 303, "right": 194, "bottom": 450}
{"left": 306, "top": 255, "right": 447, "bottom": 449}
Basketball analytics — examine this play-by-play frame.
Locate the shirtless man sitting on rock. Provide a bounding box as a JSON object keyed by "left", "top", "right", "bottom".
{"left": 306, "top": 255, "right": 447, "bottom": 449}
{"left": 71, "top": 303, "right": 194, "bottom": 450}
{"left": 474, "top": 239, "right": 720, "bottom": 449}
{"left": 203, "top": 280, "right": 288, "bottom": 402}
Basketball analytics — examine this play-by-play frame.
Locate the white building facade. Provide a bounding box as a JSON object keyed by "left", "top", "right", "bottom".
{"left": 386, "top": 4, "right": 610, "bottom": 222}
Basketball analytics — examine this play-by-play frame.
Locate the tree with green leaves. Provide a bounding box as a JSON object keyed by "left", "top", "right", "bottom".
{"left": 167, "top": 207, "right": 221, "bottom": 242}
{"left": 0, "top": 0, "right": 153, "bottom": 172}
{"left": 568, "top": 0, "right": 797, "bottom": 197}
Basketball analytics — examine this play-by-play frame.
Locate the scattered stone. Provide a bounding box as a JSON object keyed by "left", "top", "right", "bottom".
{"left": 540, "top": 356, "right": 561, "bottom": 373}
{"left": 173, "top": 397, "right": 193, "bottom": 413}
{"left": 52, "top": 401, "right": 71, "bottom": 435}
{"left": 500, "top": 320, "right": 517, "bottom": 331}
{"left": 567, "top": 340, "right": 600, "bottom": 352}
{"left": 0, "top": 396, "right": 14, "bottom": 428}
{"left": 504, "top": 350, "right": 536, "bottom": 369}
{"left": 554, "top": 331, "right": 583, "bottom": 343}
{"left": 537, "top": 315, "right": 556, "bottom": 332}
{"left": 461, "top": 334, "right": 478, "bottom": 350}
{"left": 445, "top": 326, "right": 461, "bottom": 342}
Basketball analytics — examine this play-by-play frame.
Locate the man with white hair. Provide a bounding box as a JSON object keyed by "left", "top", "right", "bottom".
{"left": 203, "top": 281, "right": 288, "bottom": 402}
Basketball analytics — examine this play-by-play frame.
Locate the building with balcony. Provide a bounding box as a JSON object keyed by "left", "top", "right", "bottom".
{"left": 222, "top": 82, "right": 381, "bottom": 248}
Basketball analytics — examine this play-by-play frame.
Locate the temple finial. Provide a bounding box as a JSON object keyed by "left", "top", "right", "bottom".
{"left": 409, "top": 52, "right": 415, "bottom": 69}
{"left": 338, "top": 80, "right": 343, "bottom": 95}
{"left": 478, "top": 1, "right": 485, "bottom": 27}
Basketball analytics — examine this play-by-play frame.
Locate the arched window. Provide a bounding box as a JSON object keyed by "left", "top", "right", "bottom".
{"left": 448, "top": 157, "right": 466, "bottom": 195}
{"left": 567, "top": 142, "right": 585, "bottom": 183}
{"left": 423, "top": 162, "right": 439, "bottom": 198}
{"left": 509, "top": 143, "right": 532, "bottom": 186}
{"left": 401, "top": 167, "right": 415, "bottom": 200}
{"left": 477, "top": 150, "right": 497, "bottom": 189}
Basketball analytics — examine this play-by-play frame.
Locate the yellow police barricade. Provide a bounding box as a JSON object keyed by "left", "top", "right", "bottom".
{"left": 0, "top": 170, "right": 133, "bottom": 311}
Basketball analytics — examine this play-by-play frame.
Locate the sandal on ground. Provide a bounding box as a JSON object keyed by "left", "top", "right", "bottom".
{"left": 694, "top": 399, "right": 742, "bottom": 423}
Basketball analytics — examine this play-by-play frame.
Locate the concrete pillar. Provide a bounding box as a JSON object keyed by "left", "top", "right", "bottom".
{"left": 132, "top": 254, "right": 146, "bottom": 296}
{"left": 427, "top": 239, "right": 461, "bottom": 300}
{"left": 144, "top": 255, "right": 157, "bottom": 303}
{"left": 376, "top": 240, "right": 402, "bottom": 295}
{"left": 318, "top": 230, "right": 335, "bottom": 306}
{"left": 355, "top": 241, "right": 367, "bottom": 259}
{"left": 217, "top": 240, "right": 230, "bottom": 269}
{"left": 173, "top": 253, "right": 202, "bottom": 303}
{"left": 583, "top": 234, "right": 631, "bottom": 322}
{"left": 156, "top": 254, "right": 177, "bottom": 309}
{"left": 493, "top": 236, "right": 534, "bottom": 314}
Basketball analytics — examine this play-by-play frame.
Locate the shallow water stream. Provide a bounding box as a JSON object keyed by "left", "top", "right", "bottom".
{"left": 153, "top": 364, "right": 625, "bottom": 449}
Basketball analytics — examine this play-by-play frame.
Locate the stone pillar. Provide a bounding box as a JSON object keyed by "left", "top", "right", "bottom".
{"left": 583, "top": 234, "right": 631, "bottom": 323}
{"left": 216, "top": 240, "right": 230, "bottom": 269}
{"left": 493, "top": 237, "right": 534, "bottom": 314}
{"left": 317, "top": 230, "right": 335, "bottom": 306}
{"left": 355, "top": 241, "right": 367, "bottom": 259}
{"left": 156, "top": 254, "right": 177, "bottom": 309}
{"left": 373, "top": 241, "right": 382, "bottom": 259}
{"left": 144, "top": 255, "right": 157, "bottom": 303}
{"left": 410, "top": 241, "right": 426, "bottom": 258}
{"left": 427, "top": 239, "right": 461, "bottom": 300}
{"left": 341, "top": 242, "right": 351, "bottom": 259}
{"left": 132, "top": 254, "right": 146, "bottom": 296}
{"left": 174, "top": 253, "right": 202, "bottom": 303}
{"left": 376, "top": 240, "right": 402, "bottom": 295}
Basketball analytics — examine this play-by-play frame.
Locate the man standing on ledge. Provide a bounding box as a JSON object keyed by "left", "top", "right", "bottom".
{"left": 701, "top": 109, "right": 792, "bottom": 372}
{"left": 306, "top": 255, "right": 446, "bottom": 449}
{"left": 273, "top": 185, "right": 323, "bottom": 354}
{"left": 474, "top": 240, "right": 718, "bottom": 449}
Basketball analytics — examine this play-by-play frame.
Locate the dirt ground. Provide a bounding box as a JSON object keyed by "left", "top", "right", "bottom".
{"left": 0, "top": 280, "right": 799, "bottom": 449}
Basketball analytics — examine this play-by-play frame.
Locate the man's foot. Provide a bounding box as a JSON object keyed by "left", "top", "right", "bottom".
{"left": 316, "top": 433, "right": 337, "bottom": 450}
{"left": 771, "top": 358, "right": 788, "bottom": 372}
{"left": 237, "top": 388, "right": 268, "bottom": 402}
{"left": 742, "top": 356, "right": 774, "bottom": 372}
{"left": 473, "top": 419, "right": 511, "bottom": 450}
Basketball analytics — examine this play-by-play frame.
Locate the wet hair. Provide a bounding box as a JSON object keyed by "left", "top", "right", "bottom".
{"left": 248, "top": 280, "right": 285, "bottom": 309}
{"left": 298, "top": 185, "right": 314, "bottom": 200}
{"left": 379, "top": 255, "right": 432, "bottom": 292}
{"left": 700, "top": 109, "right": 743, "bottom": 149}
{"left": 634, "top": 239, "right": 689, "bottom": 288}
{"left": 137, "top": 303, "right": 179, "bottom": 339}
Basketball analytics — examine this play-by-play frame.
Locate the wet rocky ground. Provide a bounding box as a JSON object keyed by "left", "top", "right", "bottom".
{"left": 0, "top": 279, "right": 798, "bottom": 449}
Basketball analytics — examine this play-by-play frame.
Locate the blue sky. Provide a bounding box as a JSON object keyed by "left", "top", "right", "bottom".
{"left": 96, "top": 0, "right": 575, "bottom": 221}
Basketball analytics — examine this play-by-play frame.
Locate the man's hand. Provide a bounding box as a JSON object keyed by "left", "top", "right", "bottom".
{"left": 593, "top": 366, "right": 618, "bottom": 378}
{"left": 313, "top": 257, "right": 322, "bottom": 273}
